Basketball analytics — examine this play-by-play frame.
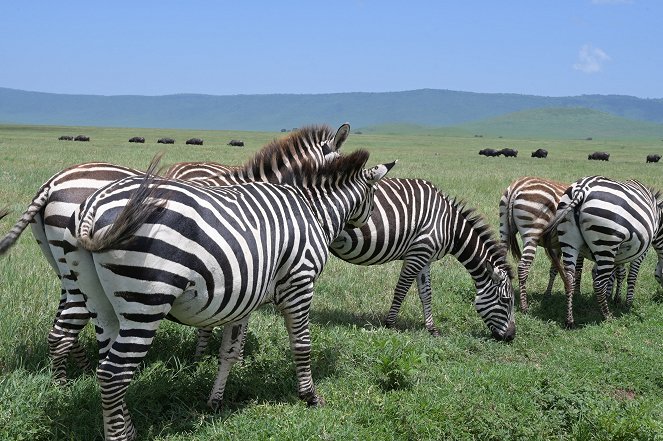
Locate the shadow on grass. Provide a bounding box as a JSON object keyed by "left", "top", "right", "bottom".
{"left": 310, "top": 305, "right": 428, "bottom": 335}
{"left": 527, "top": 289, "right": 629, "bottom": 329}
{"left": 42, "top": 329, "right": 340, "bottom": 440}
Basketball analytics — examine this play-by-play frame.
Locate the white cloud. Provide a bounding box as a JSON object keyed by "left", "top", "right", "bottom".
{"left": 573, "top": 44, "right": 610, "bottom": 73}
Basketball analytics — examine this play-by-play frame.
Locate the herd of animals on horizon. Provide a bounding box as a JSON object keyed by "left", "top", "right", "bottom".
{"left": 2, "top": 123, "right": 662, "bottom": 440}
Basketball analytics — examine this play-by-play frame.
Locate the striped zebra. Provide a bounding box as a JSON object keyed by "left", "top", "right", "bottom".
{"left": 64, "top": 150, "right": 394, "bottom": 441}
{"left": 542, "top": 175, "right": 663, "bottom": 327}
{"left": 0, "top": 124, "right": 349, "bottom": 383}
{"left": 499, "top": 176, "right": 632, "bottom": 312}
{"left": 329, "top": 178, "right": 516, "bottom": 341}
{"left": 499, "top": 176, "right": 569, "bottom": 311}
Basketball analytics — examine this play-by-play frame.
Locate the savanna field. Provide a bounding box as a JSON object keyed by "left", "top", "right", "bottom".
{"left": 2, "top": 124, "right": 663, "bottom": 440}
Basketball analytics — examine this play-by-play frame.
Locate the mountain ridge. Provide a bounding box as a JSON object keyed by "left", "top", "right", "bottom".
{"left": 1, "top": 87, "right": 662, "bottom": 135}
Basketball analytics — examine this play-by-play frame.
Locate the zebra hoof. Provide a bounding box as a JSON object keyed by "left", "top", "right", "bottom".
{"left": 301, "top": 390, "right": 325, "bottom": 407}
{"left": 564, "top": 320, "right": 575, "bottom": 330}
{"left": 428, "top": 328, "right": 441, "bottom": 337}
{"left": 207, "top": 397, "right": 223, "bottom": 412}
{"left": 383, "top": 319, "right": 396, "bottom": 329}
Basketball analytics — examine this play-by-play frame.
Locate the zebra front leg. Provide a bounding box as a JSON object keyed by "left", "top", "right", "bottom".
{"left": 207, "top": 318, "right": 249, "bottom": 411}
{"left": 278, "top": 284, "right": 323, "bottom": 407}
{"left": 415, "top": 264, "right": 440, "bottom": 336}
{"left": 544, "top": 264, "right": 558, "bottom": 298}
{"left": 607, "top": 264, "right": 626, "bottom": 304}
{"left": 386, "top": 257, "right": 426, "bottom": 331}
{"left": 573, "top": 257, "right": 584, "bottom": 296}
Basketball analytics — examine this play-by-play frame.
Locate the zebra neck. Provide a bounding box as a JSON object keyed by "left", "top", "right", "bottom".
{"left": 297, "top": 187, "right": 346, "bottom": 244}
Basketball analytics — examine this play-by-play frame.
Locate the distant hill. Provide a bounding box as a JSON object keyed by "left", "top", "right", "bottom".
{"left": 456, "top": 108, "right": 663, "bottom": 139}
{"left": 1, "top": 87, "right": 663, "bottom": 136}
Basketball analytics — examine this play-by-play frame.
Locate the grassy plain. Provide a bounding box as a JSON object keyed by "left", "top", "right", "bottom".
{"left": 1, "top": 124, "right": 663, "bottom": 440}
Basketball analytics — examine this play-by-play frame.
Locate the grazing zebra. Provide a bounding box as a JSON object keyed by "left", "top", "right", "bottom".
{"left": 64, "top": 150, "right": 394, "bottom": 441}
{"left": 329, "top": 178, "right": 516, "bottom": 341}
{"left": 499, "top": 176, "right": 569, "bottom": 311}
{"left": 499, "top": 176, "right": 633, "bottom": 312}
{"left": 0, "top": 124, "right": 350, "bottom": 382}
{"left": 542, "top": 175, "right": 663, "bottom": 327}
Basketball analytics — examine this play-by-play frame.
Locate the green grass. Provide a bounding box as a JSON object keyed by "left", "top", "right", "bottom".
{"left": 2, "top": 124, "right": 663, "bottom": 440}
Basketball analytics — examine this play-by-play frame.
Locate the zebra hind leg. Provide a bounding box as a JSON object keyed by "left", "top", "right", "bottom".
{"left": 625, "top": 253, "right": 646, "bottom": 309}
{"left": 592, "top": 263, "right": 614, "bottom": 320}
{"left": 47, "top": 296, "right": 92, "bottom": 384}
{"left": 516, "top": 241, "right": 539, "bottom": 312}
{"left": 207, "top": 317, "right": 249, "bottom": 411}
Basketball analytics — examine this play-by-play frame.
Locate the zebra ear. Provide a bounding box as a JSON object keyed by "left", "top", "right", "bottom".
{"left": 333, "top": 123, "right": 351, "bottom": 152}
{"left": 364, "top": 160, "right": 397, "bottom": 184}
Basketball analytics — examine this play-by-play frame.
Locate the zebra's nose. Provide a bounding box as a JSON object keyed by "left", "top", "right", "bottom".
{"left": 493, "top": 320, "right": 516, "bottom": 342}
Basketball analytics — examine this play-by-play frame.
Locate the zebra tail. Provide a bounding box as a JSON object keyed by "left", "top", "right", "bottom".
{"left": 540, "top": 186, "right": 584, "bottom": 249}
{"left": 0, "top": 183, "right": 51, "bottom": 255}
{"left": 503, "top": 188, "right": 522, "bottom": 262}
{"left": 78, "top": 153, "right": 166, "bottom": 252}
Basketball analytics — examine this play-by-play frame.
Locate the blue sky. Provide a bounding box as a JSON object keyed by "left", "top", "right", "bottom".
{"left": 1, "top": 1, "right": 661, "bottom": 98}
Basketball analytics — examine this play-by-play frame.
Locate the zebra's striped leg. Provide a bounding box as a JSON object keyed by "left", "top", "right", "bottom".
{"left": 544, "top": 264, "right": 558, "bottom": 297}
{"left": 278, "top": 285, "right": 322, "bottom": 407}
{"left": 47, "top": 285, "right": 92, "bottom": 383}
{"left": 608, "top": 265, "right": 626, "bottom": 304}
{"left": 194, "top": 328, "right": 214, "bottom": 360}
{"left": 592, "top": 264, "right": 613, "bottom": 320}
{"left": 385, "top": 257, "right": 426, "bottom": 331}
{"left": 207, "top": 318, "right": 249, "bottom": 410}
{"left": 573, "top": 257, "right": 584, "bottom": 296}
{"left": 415, "top": 264, "right": 440, "bottom": 336}
{"left": 516, "top": 242, "right": 538, "bottom": 312}
{"left": 559, "top": 251, "right": 580, "bottom": 328}
{"left": 625, "top": 254, "right": 646, "bottom": 308}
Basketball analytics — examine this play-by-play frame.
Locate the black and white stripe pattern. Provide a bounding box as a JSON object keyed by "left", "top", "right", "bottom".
{"left": 542, "top": 175, "right": 663, "bottom": 327}
{"left": 0, "top": 124, "right": 349, "bottom": 382}
{"left": 64, "top": 151, "right": 394, "bottom": 441}
{"left": 329, "top": 178, "right": 516, "bottom": 341}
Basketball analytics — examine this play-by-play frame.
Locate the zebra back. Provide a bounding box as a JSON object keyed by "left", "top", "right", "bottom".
{"left": 498, "top": 176, "right": 569, "bottom": 261}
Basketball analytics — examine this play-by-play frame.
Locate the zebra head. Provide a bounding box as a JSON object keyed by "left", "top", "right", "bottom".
{"left": 346, "top": 160, "right": 397, "bottom": 228}
{"left": 476, "top": 260, "right": 516, "bottom": 342}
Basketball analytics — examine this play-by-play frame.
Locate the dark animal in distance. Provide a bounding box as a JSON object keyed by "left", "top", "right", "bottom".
{"left": 531, "top": 148, "right": 548, "bottom": 158}
{"left": 588, "top": 152, "right": 609, "bottom": 161}
{"left": 157, "top": 138, "right": 175, "bottom": 144}
{"left": 128, "top": 137, "right": 145, "bottom": 143}
{"left": 74, "top": 135, "right": 90, "bottom": 142}
{"left": 479, "top": 148, "right": 500, "bottom": 157}
{"left": 186, "top": 138, "right": 204, "bottom": 145}
{"left": 228, "top": 139, "right": 244, "bottom": 147}
{"left": 646, "top": 154, "right": 661, "bottom": 163}
{"left": 499, "top": 148, "right": 518, "bottom": 157}
{"left": 58, "top": 136, "right": 73, "bottom": 141}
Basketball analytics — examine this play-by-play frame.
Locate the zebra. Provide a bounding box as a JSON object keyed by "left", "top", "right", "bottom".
{"left": 63, "top": 150, "right": 394, "bottom": 441}
{"left": 0, "top": 124, "right": 350, "bottom": 383}
{"left": 541, "top": 175, "right": 663, "bottom": 328}
{"left": 499, "top": 176, "right": 634, "bottom": 312}
{"left": 329, "top": 178, "right": 516, "bottom": 341}
{"left": 499, "top": 176, "right": 569, "bottom": 312}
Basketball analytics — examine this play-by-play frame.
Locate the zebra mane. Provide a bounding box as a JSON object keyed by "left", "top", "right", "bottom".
{"left": 280, "top": 149, "right": 370, "bottom": 187}
{"left": 239, "top": 124, "right": 336, "bottom": 179}
{"left": 444, "top": 194, "right": 514, "bottom": 279}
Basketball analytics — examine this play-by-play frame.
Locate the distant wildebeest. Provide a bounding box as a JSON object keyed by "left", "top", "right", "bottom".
{"left": 228, "top": 139, "right": 244, "bottom": 147}
{"left": 531, "top": 148, "right": 548, "bottom": 158}
{"left": 157, "top": 137, "right": 175, "bottom": 144}
{"left": 499, "top": 148, "right": 518, "bottom": 158}
{"left": 588, "top": 151, "right": 609, "bottom": 161}
{"left": 646, "top": 154, "right": 661, "bottom": 163}
{"left": 186, "top": 138, "right": 204, "bottom": 145}
{"left": 129, "top": 137, "right": 145, "bottom": 143}
{"left": 74, "top": 135, "right": 90, "bottom": 142}
{"left": 58, "top": 136, "right": 73, "bottom": 141}
{"left": 479, "top": 148, "right": 500, "bottom": 157}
